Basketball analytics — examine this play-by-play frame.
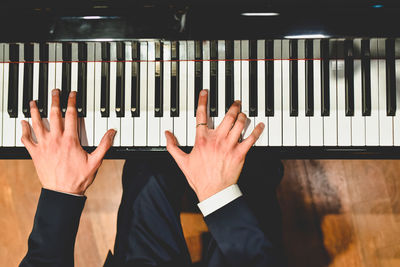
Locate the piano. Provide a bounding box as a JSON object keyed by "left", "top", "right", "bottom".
{"left": 2, "top": 0, "right": 400, "bottom": 159}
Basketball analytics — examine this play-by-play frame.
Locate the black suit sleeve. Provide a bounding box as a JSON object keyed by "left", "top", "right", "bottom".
{"left": 204, "top": 197, "right": 282, "bottom": 267}
{"left": 19, "top": 188, "right": 86, "bottom": 267}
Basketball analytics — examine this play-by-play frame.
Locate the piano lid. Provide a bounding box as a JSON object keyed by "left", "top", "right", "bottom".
{"left": 1, "top": 0, "right": 400, "bottom": 41}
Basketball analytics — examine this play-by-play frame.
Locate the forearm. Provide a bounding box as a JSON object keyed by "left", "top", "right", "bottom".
{"left": 202, "top": 195, "right": 281, "bottom": 267}
{"left": 20, "top": 188, "right": 86, "bottom": 267}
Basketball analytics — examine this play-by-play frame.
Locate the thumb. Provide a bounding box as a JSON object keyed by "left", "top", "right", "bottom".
{"left": 165, "top": 131, "right": 187, "bottom": 164}
{"left": 90, "top": 129, "right": 116, "bottom": 166}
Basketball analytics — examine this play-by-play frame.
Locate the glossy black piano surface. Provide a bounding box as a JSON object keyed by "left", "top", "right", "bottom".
{"left": 2, "top": 0, "right": 400, "bottom": 159}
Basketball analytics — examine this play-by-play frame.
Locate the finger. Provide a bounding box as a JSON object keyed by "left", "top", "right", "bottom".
{"left": 196, "top": 89, "right": 208, "bottom": 135}
{"left": 21, "top": 120, "right": 36, "bottom": 155}
{"left": 237, "top": 122, "right": 265, "bottom": 154}
{"left": 165, "top": 131, "right": 187, "bottom": 165}
{"left": 50, "top": 89, "right": 63, "bottom": 135}
{"left": 227, "top": 112, "right": 247, "bottom": 145}
{"left": 90, "top": 129, "right": 116, "bottom": 166}
{"left": 216, "top": 100, "right": 241, "bottom": 136}
{"left": 29, "top": 100, "right": 45, "bottom": 140}
{"left": 64, "top": 91, "right": 78, "bottom": 136}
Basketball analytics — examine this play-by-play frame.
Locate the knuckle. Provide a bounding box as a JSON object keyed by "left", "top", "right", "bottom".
{"left": 196, "top": 108, "right": 204, "bottom": 118}
{"left": 226, "top": 113, "right": 236, "bottom": 121}
{"left": 51, "top": 107, "right": 61, "bottom": 115}
{"left": 196, "top": 136, "right": 207, "bottom": 146}
{"left": 65, "top": 135, "right": 78, "bottom": 147}
{"left": 66, "top": 108, "right": 77, "bottom": 116}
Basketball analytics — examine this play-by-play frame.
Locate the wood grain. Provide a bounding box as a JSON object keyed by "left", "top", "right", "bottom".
{"left": 0, "top": 159, "right": 399, "bottom": 266}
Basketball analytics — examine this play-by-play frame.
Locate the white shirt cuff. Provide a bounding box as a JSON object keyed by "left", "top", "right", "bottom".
{"left": 51, "top": 189, "right": 84, "bottom": 197}
{"left": 197, "top": 184, "right": 243, "bottom": 217}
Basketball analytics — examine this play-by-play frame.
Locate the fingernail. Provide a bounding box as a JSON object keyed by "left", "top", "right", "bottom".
{"left": 69, "top": 91, "right": 77, "bottom": 98}
{"left": 200, "top": 90, "right": 207, "bottom": 96}
{"left": 260, "top": 123, "right": 265, "bottom": 129}
{"left": 110, "top": 130, "right": 117, "bottom": 138}
{"left": 30, "top": 101, "right": 35, "bottom": 108}
{"left": 52, "top": 89, "right": 58, "bottom": 96}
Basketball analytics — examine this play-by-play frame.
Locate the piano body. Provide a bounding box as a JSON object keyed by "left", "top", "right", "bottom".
{"left": 1, "top": 0, "right": 400, "bottom": 159}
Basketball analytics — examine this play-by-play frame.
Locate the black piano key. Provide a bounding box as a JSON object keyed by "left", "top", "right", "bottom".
{"left": 265, "top": 40, "right": 274, "bottom": 116}
{"left": 38, "top": 43, "right": 48, "bottom": 117}
{"left": 385, "top": 38, "right": 396, "bottom": 116}
{"left": 155, "top": 41, "right": 163, "bottom": 117}
{"left": 116, "top": 42, "right": 125, "bottom": 117}
{"left": 131, "top": 41, "right": 140, "bottom": 117}
{"left": 101, "top": 42, "right": 110, "bottom": 117}
{"left": 305, "top": 39, "right": 314, "bottom": 116}
{"left": 344, "top": 40, "right": 355, "bottom": 116}
{"left": 171, "top": 41, "right": 179, "bottom": 117}
{"left": 77, "top": 43, "right": 87, "bottom": 117}
{"left": 194, "top": 41, "right": 202, "bottom": 116}
{"left": 61, "top": 43, "right": 72, "bottom": 116}
{"left": 23, "top": 43, "right": 34, "bottom": 117}
{"left": 249, "top": 40, "right": 257, "bottom": 117}
{"left": 8, "top": 44, "right": 19, "bottom": 118}
{"left": 289, "top": 40, "right": 298, "bottom": 116}
{"left": 210, "top": 40, "right": 218, "bottom": 117}
{"left": 225, "top": 40, "right": 234, "bottom": 113}
{"left": 361, "top": 39, "right": 371, "bottom": 116}
{"left": 321, "top": 39, "right": 330, "bottom": 116}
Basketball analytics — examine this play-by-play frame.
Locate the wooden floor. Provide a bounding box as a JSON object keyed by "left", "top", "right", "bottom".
{"left": 0, "top": 159, "right": 399, "bottom": 266}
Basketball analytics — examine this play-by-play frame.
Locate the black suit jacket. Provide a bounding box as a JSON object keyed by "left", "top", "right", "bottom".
{"left": 20, "top": 188, "right": 281, "bottom": 267}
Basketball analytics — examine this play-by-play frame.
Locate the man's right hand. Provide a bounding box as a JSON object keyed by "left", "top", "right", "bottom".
{"left": 165, "top": 89, "right": 265, "bottom": 202}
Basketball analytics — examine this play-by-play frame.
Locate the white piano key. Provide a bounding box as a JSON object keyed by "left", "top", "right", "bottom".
{"left": 366, "top": 39, "right": 380, "bottom": 145}
{"left": 282, "top": 40, "right": 295, "bottom": 146}
{"left": 214, "top": 40, "right": 227, "bottom": 131}
{"left": 173, "top": 41, "right": 187, "bottom": 146}
{"left": 202, "top": 40, "right": 212, "bottom": 128}
{"left": 351, "top": 39, "right": 366, "bottom": 146}
{"left": 55, "top": 43, "right": 62, "bottom": 90}
{"left": 337, "top": 51, "right": 351, "bottom": 146}
{"left": 160, "top": 41, "right": 173, "bottom": 146}
{"left": 70, "top": 43, "right": 78, "bottom": 93}
{"left": 394, "top": 39, "right": 400, "bottom": 146}
{"left": 269, "top": 40, "right": 282, "bottom": 146}
{"left": 296, "top": 40, "right": 310, "bottom": 146}
{"left": 121, "top": 42, "right": 134, "bottom": 146}
{"left": 310, "top": 39, "right": 324, "bottom": 146}
{"left": 324, "top": 40, "right": 338, "bottom": 146}
{"left": 241, "top": 40, "right": 254, "bottom": 140}
{"left": 234, "top": 40, "right": 241, "bottom": 101}
{"left": 3, "top": 44, "right": 15, "bottom": 146}
{"left": 94, "top": 42, "right": 108, "bottom": 146}
{"left": 255, "top": 40, "right": 268, "bottom": 146}
{"left": 80, "top": 43, "right": 95, "bottom": 146}
{"left": 32, "top": 43, "right": 39, "bottom": 100}
{"left": 187, "top": 41, "right": 196, "bottom": 146}
{"left": 42, "top": 43, "right": 56, "bottom": 131}
{"left": 378, "top": 38, "right": 394, "bottom": 146}
{"left": 70, "top": 43, "right": 79, "bottom": 138}
{"left": 133, "top": 42, "right": 148, "bottom": 146}
{"left": 30, "top": 44, "right": 40, "bottom": 143}
{"left": 16, "top": 44, "right": 25, "bottom": 147}
{"left": 108, "top": 42, "right": 121, "bottom": 146}
{"left": 0, "top": 44, "right": 3, "bottom": 146}
{"left": 147, "top": 41, "right": 160, "bottom": 146}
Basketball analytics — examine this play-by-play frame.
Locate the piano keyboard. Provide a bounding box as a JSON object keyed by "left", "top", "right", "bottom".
{"left": 1, "top": 38, "right": 400, "bottom": 148}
